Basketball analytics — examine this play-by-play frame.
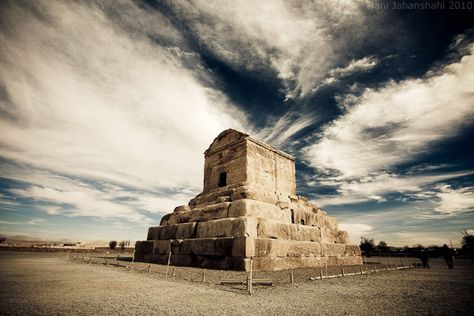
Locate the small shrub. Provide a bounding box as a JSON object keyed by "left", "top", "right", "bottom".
{"left": 109, "top": 240, "right": 117, "bottom": 250}
{"left": 360, "top": 237, "right": 375, "bottom": 257}
{"left": 377, "top": 241, "right": 389, "bottom": 253}
{"left": 462, "top": 230, "right": 474, "bottom": 260}
{"left": 119, "top": 241, "right": 126, "bottom": 250}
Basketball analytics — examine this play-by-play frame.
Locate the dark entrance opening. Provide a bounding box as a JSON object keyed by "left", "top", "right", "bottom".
{"left": 218, "top": 172, "right": 227, "bottom": 187}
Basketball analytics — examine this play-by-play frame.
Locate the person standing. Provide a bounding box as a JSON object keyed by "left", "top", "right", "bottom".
{"left": 442, "top": 244, "right": 455, "bottom": 269}
{"left": 420, "top": 250, "right": 430, "bottom": 268}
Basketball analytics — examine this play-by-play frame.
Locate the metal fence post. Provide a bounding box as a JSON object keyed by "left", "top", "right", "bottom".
{"left": 165, "top": 251, "right": 172, "bottom": 279}
{"left": 248, "top": 257, "right": 253, "bottom": 295}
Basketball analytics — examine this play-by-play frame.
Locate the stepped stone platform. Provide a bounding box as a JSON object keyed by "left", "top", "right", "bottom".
{"left": 135, "top": 129, "right": 362, "bottom": 271}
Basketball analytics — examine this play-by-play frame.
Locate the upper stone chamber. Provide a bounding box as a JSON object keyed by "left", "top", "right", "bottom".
{"left": 135, "top": 129, "right": 362, "bottom": 270}
{"left": 190, "top": 129, "right": 296, "bottom": 209}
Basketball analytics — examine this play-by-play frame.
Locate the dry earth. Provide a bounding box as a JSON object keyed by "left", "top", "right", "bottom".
{"left": 0, "top": 251, "right": 473, "bottom": 315}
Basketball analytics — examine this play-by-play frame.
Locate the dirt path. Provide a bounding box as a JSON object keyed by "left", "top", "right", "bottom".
{"left": 1, "top": 252, "right": 473, "bottom": 315}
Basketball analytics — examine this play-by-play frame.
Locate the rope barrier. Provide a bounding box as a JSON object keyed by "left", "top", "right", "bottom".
{"left": 65, "top": 255, "right": 416, "bottom": 293}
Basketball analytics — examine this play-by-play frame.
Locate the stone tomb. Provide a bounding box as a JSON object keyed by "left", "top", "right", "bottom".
{"left": 135, "top": 129, "right": 362, "bottom": 270}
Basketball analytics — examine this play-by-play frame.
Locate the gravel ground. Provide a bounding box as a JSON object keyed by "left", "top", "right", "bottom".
{"left": 0, "top": 251, "right": 473, "bottom": 315}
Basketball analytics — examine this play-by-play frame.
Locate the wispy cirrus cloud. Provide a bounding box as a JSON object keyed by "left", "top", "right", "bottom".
{"left": 0, "top": 0, "right": 250, "bottom": 224}
{"left": 315, "top": 170, "right": 473, "bottom": 207}
{"left": 414, "top": 184, "right": 474, "bottom": 219}
{"left": 10, "top": 184, "right": 152, "bottom": 224}
{"left": 328, "top": 57, "right": 379, "bottom": 78}
{"left": 2, "top": 161, "right": 192, "bottom": 224}
{"left": 0, "top": 218, "right": 45, "bottom": 225}
{"left": 258, "top": 112, "right": 319, "bottom": 148}
{"left": 167, "top": 0, "right": 385, "bottom": 98}
{"left": 319, "top": 56, "right": 378, "bottom": 88}
{"left": 303, "top": 37, "right": 474, "bottom": 213}
{"left": 0, "top": 1, "right": 472, "bottom": 245}
{"left": 434, "top": 185, "right": 474, "bottom": 215}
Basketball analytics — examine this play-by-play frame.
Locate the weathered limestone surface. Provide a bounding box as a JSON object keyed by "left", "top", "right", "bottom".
{"left": 256, "top": 219, "right": 321, "bottom": 242}
{"left": 228, "top": 199, "right": 291, "bottom": 223}
{"left": 135, "top": 129, "right": 362, "bottom": 270}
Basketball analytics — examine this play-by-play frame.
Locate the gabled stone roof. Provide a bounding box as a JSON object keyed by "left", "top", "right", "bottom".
{"left": 204, "top": 129, "right": 248, "bottom": 155}
{"left": 204, "top": 128, "right": 294, "bottom": 160}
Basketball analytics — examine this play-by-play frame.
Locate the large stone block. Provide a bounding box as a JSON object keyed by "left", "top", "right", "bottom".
{"left": 304, "top": 211, "right": 319, "bottom": 227}
{"left": 323, "top": 243, "right": 361, "bottom": 257}
{"left": 320, "top": 215, "right": 339, "bottom": 243}
{"left": 189, "top": 184, "right": 242, "bottom": 207}
{"left": 161, "top": 202, "right": 230, "bottom": 225}
{"left": 188, "top": 202, "right": 231, "bottom": 222}
{"left": 254, "top": 238, "right": 322, "bottom": 258}
{"left": 152, "top": 253, "right": 246, "bottom": 270}
{"left": 291, "top": 206, "right": 319, "bottom": 226}
{"left": 229, "top": 185, "right": 280, "bottom": 205}
{"left": 153, "top": 240, "right": 171, "bottom": 255}
{"left": 174, "top": 205, "right": 190, "bottom": 213}
{"left": 196, "top": 217, "right": 257, "bottom": 238}
{"left": 150, "top": 222, "right": 197, "bottom": 240}
{"left": 147, "top": 226, "right": 159, "bottom": 240}
{"left": 231, "top": 237, "right": 255, "bottom": 257}
{"left": 257, "top": 219, "right": 321, "bottom": 241}
{"left": 246, "top": 141, "right": 296, "bottom": 197}
{"left": 228, "top": 199, "right": 291, "bottom": 223}
{"left": 134, "top": 240, "right": 153, "bottom": 262}
{"left": 180, "top": 237, "right": 234, "bottom": 256}
{"left": 338, "top": 230, "right": 349, "bottom": 244}
{"left": 249, "top": 254, "right": 361, "bottom": 271}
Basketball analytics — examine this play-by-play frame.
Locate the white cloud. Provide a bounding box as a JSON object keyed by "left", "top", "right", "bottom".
{"left": 415, "top": 184, "right": 474, "bottom": 219}
{"left": 0, "top": 220, "right": 20, "bottom": 225}
{"left": 0, "top": 218, "right": 45, "bottom": 225}
{"left": 329, "top": 57, "right": 378, "bottom": 77}
{"left": 0, "top": 1, "right": 249, "bottom": 204}
{"left": 305, "top": 43, "right": 474, "bottom": 178}
{"left": 319, "top": 56, "right": 378, "bottom": 89}
{"left": 258, "top": 112, "right": 318, "bottom": 148}
{"left": 315, "top": 171, "right": 472, "bottom": 207}
{"left": 10, "top": 185, "right": 153, "bottom": 224}
{"left": 3, "top": 165, "right": 191, "bottom": 224}
{"left": 435, "top": 185, "right": 474, "bottom": 215}
{"left": 27, "top": 218, "right": 46, "bottom": 225}
{"left": 0, "top": 196, "right": 21, "bottom": 208}
{"left": 0, "top": 1, "right": 254, "bottom": 225}
{"left": 169, "top": 0, "right": 377, "bottom": 97}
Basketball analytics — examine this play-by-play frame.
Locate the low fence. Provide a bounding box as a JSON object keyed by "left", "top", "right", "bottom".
{"left": 66, "top": 252, "right": 417, "bottom": 295}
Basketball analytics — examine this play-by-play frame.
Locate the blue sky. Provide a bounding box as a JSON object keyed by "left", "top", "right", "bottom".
{"left": 0, "top": 0, "right": 473, "bottom": 246}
